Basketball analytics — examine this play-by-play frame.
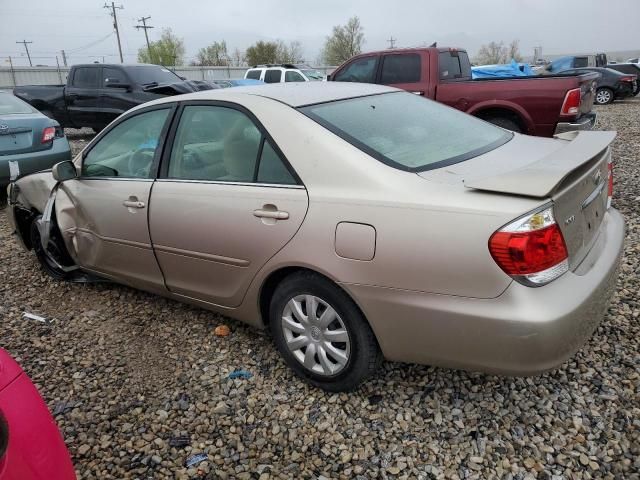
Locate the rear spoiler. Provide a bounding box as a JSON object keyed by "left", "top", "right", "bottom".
{"left": 464, "top": 131, "right": 616, "bottom": 198}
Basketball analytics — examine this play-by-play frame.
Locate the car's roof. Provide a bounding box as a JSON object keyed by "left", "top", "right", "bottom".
{"left": 147, "top": 82, "right": 398, "bottom": 108}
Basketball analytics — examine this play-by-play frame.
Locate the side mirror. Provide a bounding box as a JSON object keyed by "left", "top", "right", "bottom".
{"left": 105, "top": 82, "right": 131, "bottom": 90}
{"left": 52, "top": 161, "right": 78, "bottom": 182}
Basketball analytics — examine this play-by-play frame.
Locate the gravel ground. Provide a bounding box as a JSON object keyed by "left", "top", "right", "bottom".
{"left": 1, "top": 100, "right": 639, "bottom": 480}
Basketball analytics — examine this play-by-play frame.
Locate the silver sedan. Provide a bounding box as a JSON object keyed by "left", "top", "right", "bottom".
{"left": 8, "top": 83, "right": 624, "bottom": 391}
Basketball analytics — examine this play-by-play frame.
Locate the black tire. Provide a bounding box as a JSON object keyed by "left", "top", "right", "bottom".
{"left": 0, "top": 187, "right": 7, "bottom": 210}
{"left": 595, "top": 87, "right": 614, "bottom": 105}
{"left": 30, "top": 215, "right": 76, "bottom": 281}
{"left": 485, "top": 116, "right": 522, "bottom": 133}
{"left": 269, "top": 271, "right": 382, "bottom": 392}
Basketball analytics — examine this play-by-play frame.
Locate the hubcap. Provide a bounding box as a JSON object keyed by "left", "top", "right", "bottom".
{"left": 281, "top": 295, "right": 351, "bottom": 376}
{"left": 597, "top": 90, "right": 611, "bottom": 104}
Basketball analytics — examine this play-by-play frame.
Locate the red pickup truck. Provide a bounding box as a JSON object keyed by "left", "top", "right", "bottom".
{"left": 329, "top": 47, "right": 599, "bottom": 137}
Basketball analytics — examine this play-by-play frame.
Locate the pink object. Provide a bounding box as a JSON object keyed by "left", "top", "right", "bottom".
{"left": 0, "top": 348, "right": 76, "bottom": 480}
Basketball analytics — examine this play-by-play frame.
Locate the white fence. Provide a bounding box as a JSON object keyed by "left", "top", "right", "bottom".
{"left": 0, "top": 65, "right": 336, "bottom": 89}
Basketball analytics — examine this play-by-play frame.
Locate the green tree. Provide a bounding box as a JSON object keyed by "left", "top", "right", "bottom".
{"left": 321, "top": 16, "right": 365, "bottom": 65}
{"left": 138, "top": 28, "right": 185, "bottom": 66}
{"left": 245, "top": 41, "right": 279, "bottom": 66}
{"left": 193, "top": 40, "right": 230, "bottom": 66}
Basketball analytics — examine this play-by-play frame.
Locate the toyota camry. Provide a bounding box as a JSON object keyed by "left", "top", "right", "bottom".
{"left": 7, "top": 83, "right": 624, "bottom": 391}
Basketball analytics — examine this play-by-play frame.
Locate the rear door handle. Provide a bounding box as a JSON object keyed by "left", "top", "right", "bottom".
{"left": 123, "top": 200, "right": 145, "bottom": 209}
{"left": 253, "top": 209, "right": 289, "bottom": 220}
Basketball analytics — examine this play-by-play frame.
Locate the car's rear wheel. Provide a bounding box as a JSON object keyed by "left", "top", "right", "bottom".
{"left": 269, "top": 271, "right": 382, "bottom": 392}
{"left": 595, "top": 88, "right": 614, "bottom": 105}
{"left": 30, "top": 215, "right": 76, "bottom": 281}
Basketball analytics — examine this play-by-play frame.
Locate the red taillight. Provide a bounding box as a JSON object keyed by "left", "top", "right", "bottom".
{"left": 560, "top": 87, "right": 582, "bottom": 116}
{"left": 41, "top": 126, "right": 55, "bottom": 143}
{"left": 607, "top": 159, "right": 613, "bottom": 209}
{"left": 489, "top": 206, "right": 569, "bottom": 286}
{"left": 620, "top": 75, "right": 636, "bottom": 83}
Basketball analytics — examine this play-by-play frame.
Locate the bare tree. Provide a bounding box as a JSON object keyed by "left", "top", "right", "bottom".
{"left": 231, "top": 48, "right": 245, "bottom": 67}
{"left": 322, "top": 16, "right": 365, "bottom": 65}
{"left": 475, "top": 39, "right": 522, "bottom": 65}
{"left": 277, "top": 40, "right": 304, "bottom": 64}
{"left": 508, "top": 40, "right": 523, "bottom": 63}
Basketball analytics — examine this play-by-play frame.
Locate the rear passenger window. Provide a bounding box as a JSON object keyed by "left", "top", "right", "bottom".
{"left": 246, "top": 70, "right": 262, "bottom": 80}
{"left": 257, "top": 141, "right": 296, "bottom": 184}
{"left": 333, "top": 57, "right": 378, "bottom": 83}
{"left": 167, "top": 105, "right": 297, "bottom": 185}
{"left": 73, "top": 67, "right": 100, "bottom": 88}
{"left": 438, "top": 53, "right": 461, "bottom": 80}
{"left": 264, "top": 70, "right": 282, "bottom": 83}
{"left": 380, "top": 54, "right": 421, "bottom": 84}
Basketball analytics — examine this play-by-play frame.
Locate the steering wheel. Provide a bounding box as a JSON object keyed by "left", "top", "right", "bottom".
{"left": 127, "top": 148, "right": 156, "bottom": 178}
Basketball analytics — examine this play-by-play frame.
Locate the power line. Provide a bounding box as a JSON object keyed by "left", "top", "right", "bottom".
{"left": 387, "top": 36, "right": 397, "bottom": 49}
{"left": 103, "top": 2, "right": 124, "bottom": 63}
{"left": 16, "top": 40, "right": 33, "bottom": 66}
{"left": 135, "top": 16, "right": 154, "bottom": 62}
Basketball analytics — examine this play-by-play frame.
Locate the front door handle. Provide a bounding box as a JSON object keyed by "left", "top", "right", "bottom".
{"left": 253, "top": 209, "right": 289, "bottom": 220}
{"left": 123, "top": 199, "right": 145, "bottom": 209}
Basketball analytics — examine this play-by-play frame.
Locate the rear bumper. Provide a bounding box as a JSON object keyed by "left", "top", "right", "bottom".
{"left": 554, "top": 112, "right": 597, "bottom": 135}
{"left": 345, "top": 208, "right": 625, "bottom": 375}
{"left": 0, "top": 137, "right": 70, "bottom": 186}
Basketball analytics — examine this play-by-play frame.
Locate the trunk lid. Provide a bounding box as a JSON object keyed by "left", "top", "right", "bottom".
{"left": 419, "top": 130, "right": 615, "bottom": 270}
{"left": 0, "top": 114, "right": 56, "bottom": 156}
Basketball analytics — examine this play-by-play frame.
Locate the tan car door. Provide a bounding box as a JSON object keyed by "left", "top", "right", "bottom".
{"left": 148, "top": 102, "right": 308, "bottom": 308}
{"left": 59, "top": 105, "right": 174, "bottom": 291}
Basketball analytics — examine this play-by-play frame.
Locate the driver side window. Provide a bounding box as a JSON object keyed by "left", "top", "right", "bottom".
{"left": 82, "top": 108, "right": 170, "bottom": 178}
{"left": 333, "top": 57, "right": 378, "bottom": 83}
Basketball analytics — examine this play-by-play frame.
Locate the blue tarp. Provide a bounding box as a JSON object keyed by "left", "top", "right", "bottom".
{"left": 471, "top": 60, "right": 535, "bottom": 79}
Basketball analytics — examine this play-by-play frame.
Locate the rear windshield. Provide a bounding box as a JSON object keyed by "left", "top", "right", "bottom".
{"left": 0, "top": 93, "right": 35, "bottom": 114}
{"left": 300, "top": 92, "right": 511, "bottom": 172}
{"left": 128, "top": 66, "right": 181, "bottom": 85}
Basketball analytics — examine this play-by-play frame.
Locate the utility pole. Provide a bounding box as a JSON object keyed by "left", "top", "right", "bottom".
{"left": 60, "top": 49, "right": 67, "bottom": 66}
{"left": 135, "top": 16, "right": 154, "bottom": 62}
{"left": 104, "top": 2, "right": 124, "bottom": 63}
{"left": 387, "top": 36, "right": 396, "bottom": 49}
{"left": 16, "top": 40, "right": 33, "bottom": 66}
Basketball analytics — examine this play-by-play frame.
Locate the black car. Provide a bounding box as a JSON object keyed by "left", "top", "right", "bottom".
{"left": 560, "top": 67, "right": 637, "bottom": 105}
{"left": 607, "top": 63, "right": 640, "bottom": 95}
{"left": 13, "top": 64, "right": 216, "bottom": 132}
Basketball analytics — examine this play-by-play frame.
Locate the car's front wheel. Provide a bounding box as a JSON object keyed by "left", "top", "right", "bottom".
{"left": 30, "top": 215, "right": 76, "bottom": 281}
{"left": 269, "top": 271, "right": 382, "bottom": 392}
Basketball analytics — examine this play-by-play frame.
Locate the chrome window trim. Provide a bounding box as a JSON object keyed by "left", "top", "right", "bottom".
{"left": 155, "top": 178, "right": 305, "bottom": 189}
{"left": 76, "top": 177, "right": 154, "bottom": 182}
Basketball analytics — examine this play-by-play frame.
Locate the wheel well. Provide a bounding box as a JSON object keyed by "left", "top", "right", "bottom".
{"left": 258, "top": 267, "right": 370, "bottom": 331}
{"left": 13, "top": 207, "right": 39, "bottom": 250}
{"left": 474, "top": 108, "right": 526, "bottom": 132}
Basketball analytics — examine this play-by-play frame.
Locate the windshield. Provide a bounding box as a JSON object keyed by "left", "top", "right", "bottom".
{"left": 0, "top": 93, "right": 35, "bottom": 114}
{"left": 128, "top": 65, "right": 182, "bottom": 85}
{"left": 300, "top": 92, "right": 512, "bottom": 171}
{"left": 301, "top": 69, "right": 323, "bottom": 80}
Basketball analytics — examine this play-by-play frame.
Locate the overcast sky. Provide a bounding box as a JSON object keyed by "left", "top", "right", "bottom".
{"left": 1, "top": 0, "right": 639, "bottom": 67}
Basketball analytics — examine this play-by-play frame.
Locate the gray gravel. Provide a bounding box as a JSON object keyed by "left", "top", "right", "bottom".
{"left": 1, "top": 100, "right": 639, "bottom": 480}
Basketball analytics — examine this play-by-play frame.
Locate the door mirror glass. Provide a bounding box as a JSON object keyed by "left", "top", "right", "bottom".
{"left": 52, "top": 160, "right": 78, "bottom": 182}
